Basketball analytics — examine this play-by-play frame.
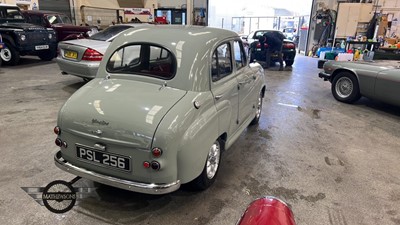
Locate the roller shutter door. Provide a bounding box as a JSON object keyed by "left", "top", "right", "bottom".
{"left": 38, "top": 0, "right": 72, "bottom": 18}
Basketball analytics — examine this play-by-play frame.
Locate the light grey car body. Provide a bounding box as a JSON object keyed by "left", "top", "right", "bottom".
{"left": 319, "top": 60, "right": 400, "bottom": 106}
{"left": 56, "top": 24, "right": 149, "bottom": 80}
{"left": 54, "top": 26, "right": 266, "bottom": 194}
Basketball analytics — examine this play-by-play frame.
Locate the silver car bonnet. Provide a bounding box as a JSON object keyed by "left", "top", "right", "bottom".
{"left": 59, "top": 78, "right": 187, "bottom": 149}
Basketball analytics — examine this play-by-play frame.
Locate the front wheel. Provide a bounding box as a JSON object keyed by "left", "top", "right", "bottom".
{"left": 331, "top": 72, "right": 361, "bottom": 103}
{"left": 1, "top": 43, "right": 20, "bottom": 65}
{"left": 190, "top": 139, "right": 222, "bottom": 190}
{"left": 38, "top": 50, "right": 55, "bottom": 61}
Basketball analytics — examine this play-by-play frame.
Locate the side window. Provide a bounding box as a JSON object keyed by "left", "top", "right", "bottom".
{"left": 28, "top": 15, "right": 45, "bottom": 26}
{"left": 107, "top": 44, "right": 175, "bottom": 79}
{"left": 211, "top": 43, "right": 232, "bottom": 82}
{"left": 234, "top": 40, "right": 247, "bottom": 70}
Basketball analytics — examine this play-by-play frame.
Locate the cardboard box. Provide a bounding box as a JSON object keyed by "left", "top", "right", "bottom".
{"left": 386, "top": 38, "right": 397, "bottom": 45}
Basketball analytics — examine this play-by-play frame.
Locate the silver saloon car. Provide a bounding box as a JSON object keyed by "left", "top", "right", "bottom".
{"left": 56, "top": 24, "right": 149, "bottom": 81}
{"left": 319, "top": 60, "right": 400, "bottom": 106}
{"left": 53, "top": 26, "right": 266, "bottom": 194}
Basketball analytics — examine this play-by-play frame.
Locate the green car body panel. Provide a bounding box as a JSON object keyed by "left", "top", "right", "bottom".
{"left": 54, "top": 26, "right": 266, "bottom": 194}
{"left": 320, "top": 60, "right": 400, "bottom": 106}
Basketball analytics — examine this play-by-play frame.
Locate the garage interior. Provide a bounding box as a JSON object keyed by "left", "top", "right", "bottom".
{"left": 0, "top": 0, "right": 400, "bottom": 225}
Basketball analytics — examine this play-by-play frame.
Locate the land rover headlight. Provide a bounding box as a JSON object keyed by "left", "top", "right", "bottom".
{"left": 48, "top": 33, "right": 53, "bottom": 39}
{"left": 20, "top": 34, "right": 26, "bottom": 41}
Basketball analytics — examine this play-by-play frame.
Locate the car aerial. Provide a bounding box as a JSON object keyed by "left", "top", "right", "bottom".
{"left": 56, "top": 23, "right": 149, "bottom": 82}
{"left": 0, "top": 4, "right": 57, "bottom": 65}
{"left": 22, "top": 10, "right": 98, "bottom": 42}
{"left": 53, "top": 26, "right": 266, "bottom": 194}
{"left": 245, "top": 30, "right": 296, "bottom": 67}
{"left": 319, "top": 60, "right": 400, "bottom": 106}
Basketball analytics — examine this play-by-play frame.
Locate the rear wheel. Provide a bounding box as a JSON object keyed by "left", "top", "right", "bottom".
{"left": 285, "top": 60, "right": 294, "bottom": 66}
{"left": 331, "top": 72, "right": 361, "bottom": 103}
{"left": 190, "top": 139, "right": 222, "bottom": 190}
{"left": 1, "top": 43, "right": 20, "bottom": 65}
{"left": 250, "top": 92, "right": 263, "bottom": 125}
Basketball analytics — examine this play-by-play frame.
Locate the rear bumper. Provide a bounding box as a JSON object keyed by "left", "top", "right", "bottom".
{"left": 54, "top": 151, "right": 181, "bottom": 195}
{"left": 55, "top": 57, "right": 99, "bottom": 79}
{"left": 319, "top": 71, "right": 332, "bottom": 81}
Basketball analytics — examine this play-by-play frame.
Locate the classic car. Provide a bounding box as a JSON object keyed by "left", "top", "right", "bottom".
{"left": 53, "top": 26, "right": 266, "bottom": 194}
{"left": 56, "top": 23, "right": 149, "bottom": 82}
{"left": 319, "top": 60, "right": 400, "bottom": 106}
{"left": 22, "top": 10, "right": 98, "bottom": 42}
{"left": 245, "top": 30, "right": 296, "bottom": 67}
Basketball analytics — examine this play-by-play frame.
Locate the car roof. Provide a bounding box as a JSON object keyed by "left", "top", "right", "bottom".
{"left": 114, "top": 25, "right": 238, "bottom": 47}
{"left": 22, "top": 10, "right": 66, "bottom": 15}
{"left": 101, "top": 25, "right": 240, "bottom": 92}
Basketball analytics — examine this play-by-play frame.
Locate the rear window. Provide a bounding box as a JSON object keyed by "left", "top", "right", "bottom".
{"left": 89, "top": 25, "right": 131, "bottom": 41}
{"left": 106, "top": 44, "right": 176, "bottom": 80}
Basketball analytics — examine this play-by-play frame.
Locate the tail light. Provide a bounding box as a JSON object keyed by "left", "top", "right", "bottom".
{"left": 152, "top": 147, "right": 163, "bottom": 157}
{"left": 143, "top": 161, "right": 150, "bottom": 168}
{"left": 55, "top": 138, "right": 62, "bottom": 147}
{"left": 54, "top": 126, "right": 61, "bottom": 135}
{"left": 82, "top": 48, "right": 103, "bottom": 61}
{"left": 256, "top": 43, "right": 268, "bottom": 48}
{"left": 283, "top": 43, "right": 295, "bottom": 49}
{"left": 151, "top": 161, "right": 161, "bottom": 170}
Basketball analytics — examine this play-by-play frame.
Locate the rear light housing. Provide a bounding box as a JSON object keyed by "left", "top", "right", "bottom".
{"left": 55, "top": 138, "right": 62, "bottom": 147}
{"left": 151, "top": 161, "right": 161, "bottom": 170}
{"left": 82, "top": 48, "right": 103, "bottom": 61}
{"left": 283, "top": 43, "right": 295, "bottom": 49}
{"left": 256, "top": 43, "right": 268, "bottom": 48}
{"left": 54, "top": 126, "right": 61, "bottom": 135}
{"left": 152, "top": 147, "right": 163, "bottom": 157}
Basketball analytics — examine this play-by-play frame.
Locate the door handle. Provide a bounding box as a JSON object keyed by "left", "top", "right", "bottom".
{"left": 214, "top": 95, "right": 223, "bottom": 100}
{"left": 238, "top": 80, "right": 249, "bottom": 85}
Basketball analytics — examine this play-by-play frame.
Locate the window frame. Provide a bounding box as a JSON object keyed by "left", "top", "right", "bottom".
{"left": 106, "top": 42, "right": 177, "bottom": 80}
{"left": 211, "top": 42, "right": 233, "bottom": 82}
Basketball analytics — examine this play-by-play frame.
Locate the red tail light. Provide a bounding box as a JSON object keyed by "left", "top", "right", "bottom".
{"left": 256, "top": 43, "right": 269, "bottom": 48}
{"left": 283, "top": 43, "right": 295, "bottom": 49}
{"left": 152, "top": 147, "right": 163, "bottom": 157}
{"left": 54, "top": 126, "right": 61, "bottom": 135}
{"left": 82, "top": 48, "right": 103, "bottom": 61}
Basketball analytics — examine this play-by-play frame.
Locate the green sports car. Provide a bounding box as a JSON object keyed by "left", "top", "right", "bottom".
{"left": 319, "top": 60, "right": 400, "bottom": 106}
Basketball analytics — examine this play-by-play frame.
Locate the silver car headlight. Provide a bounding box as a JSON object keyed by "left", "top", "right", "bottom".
{"left": 20, "top": 34, "right": 26, "bottom": 41}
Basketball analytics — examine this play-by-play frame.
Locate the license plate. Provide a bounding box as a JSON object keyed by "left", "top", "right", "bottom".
{"left": 64, "top": 50, "right": 78, "bottom": 59}
{"left": 35, "top": 45, "right": 49, "bottom": 50}
{"left": 76, "top": 145, "right": 131, "bottom": 171}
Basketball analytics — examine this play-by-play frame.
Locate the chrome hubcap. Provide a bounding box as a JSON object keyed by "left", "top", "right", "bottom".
{"left": 256, "top": 95, "right": 262, "bottom": 119}
{"left": 335, "top": 77, "right": 353, "bottom": 98}
{"left": 0, "top": 48, "right": 12, "bottom": 62}
{"left": 206, "top": 141, "right": 220, "bottom": 179}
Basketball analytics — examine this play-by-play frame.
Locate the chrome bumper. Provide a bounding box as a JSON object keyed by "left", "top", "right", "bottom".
{"left": 318, "top": 71, "right": 332, "bottom": 81}
{"left": 54, "top": 151, "right": 181, "bottom": 195}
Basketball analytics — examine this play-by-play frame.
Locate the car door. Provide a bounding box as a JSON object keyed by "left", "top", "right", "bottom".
{"left": 210, "top": 42, "right": 240, "bottom": 137}
{"left": 234, "top": 40, "right": 258, "bottom": 127}
{"left": 374, "top": 68, "right": 400, "bottom": 106}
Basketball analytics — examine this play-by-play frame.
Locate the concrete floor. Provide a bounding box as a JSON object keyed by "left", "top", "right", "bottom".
{"left": 0, "top": 55, "right": 399, "bottom": 225}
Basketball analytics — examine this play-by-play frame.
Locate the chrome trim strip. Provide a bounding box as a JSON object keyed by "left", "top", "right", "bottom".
{"left": 54, "top": 151, "right": 180, "bottom": 195}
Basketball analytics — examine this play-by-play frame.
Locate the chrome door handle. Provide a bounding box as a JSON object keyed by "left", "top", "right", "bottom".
{"left": 214, "top": 95, "right": 223, "bottom": 100}
{"left": 238, "top": 80, "right": 249, "bottom": 85}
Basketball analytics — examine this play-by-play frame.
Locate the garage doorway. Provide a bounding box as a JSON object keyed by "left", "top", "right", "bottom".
{"left": 208, "top": 0, "right": 313, "bottom": 53}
